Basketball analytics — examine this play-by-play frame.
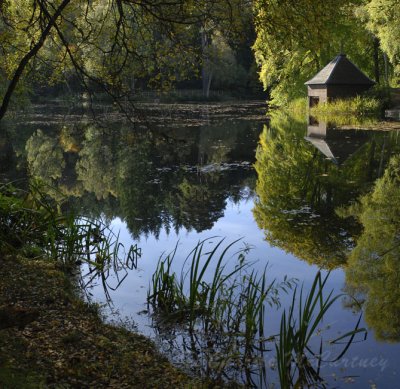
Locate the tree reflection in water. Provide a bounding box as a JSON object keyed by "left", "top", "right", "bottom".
{"left": 18, "top": 120, "right": 260, "bottom": 238}
{"left": 343, "top": 156, "right": 400, "bottom": 342}
{"left": 253, "top": 111, "right": 400, "bottom": 269}
{"left": 253, "top": 110, "right": 400, "bottom": 343}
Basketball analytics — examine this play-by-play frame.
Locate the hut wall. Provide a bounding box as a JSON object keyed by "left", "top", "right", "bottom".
{"left": 326, "top": 84, "right": 372, "bottom": 100}
{"left": 307, "top": 85, "right": 328, "bottom": 106}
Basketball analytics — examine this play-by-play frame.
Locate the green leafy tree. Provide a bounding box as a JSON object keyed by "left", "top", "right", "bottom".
{"left": 203, "top": 30, "right": 248, "bottom": 91}
{"left": 253, "top": 0, "right": 379, "bottom": 104}
{"left": 363, "top": 0, "right": 400, "bottom": 82}
{"left": 0, "top": 0, "right": 257, "bottom": 120}
{"left": 198, "top": 0, "right": 254, "bottom": 96}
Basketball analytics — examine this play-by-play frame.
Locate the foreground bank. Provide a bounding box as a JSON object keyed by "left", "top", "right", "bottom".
{"left": 0, "top": 253, "right": 208, "bottom": 388}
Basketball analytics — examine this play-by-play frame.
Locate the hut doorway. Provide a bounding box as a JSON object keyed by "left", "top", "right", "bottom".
{"left": 309, "top": 96, "right": 319, "bottom": 107}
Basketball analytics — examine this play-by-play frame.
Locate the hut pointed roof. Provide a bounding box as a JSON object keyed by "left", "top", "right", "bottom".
{"left": 305, "top": 54, "right": 375, "bottom": 86}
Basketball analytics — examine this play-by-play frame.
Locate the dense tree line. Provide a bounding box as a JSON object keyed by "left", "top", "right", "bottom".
{"left": 253, "top": 0, "right": 400, "bottom": 104}
{"left": 0, "top": 0, "right": 258, "bottom": 120}
{"left": 0, "top": 0, "right": 399, "bottom": 117}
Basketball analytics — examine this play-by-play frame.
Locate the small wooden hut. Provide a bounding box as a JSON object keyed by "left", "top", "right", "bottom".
{"left": 305, "top": 54, "right": 375, "bottom": 107}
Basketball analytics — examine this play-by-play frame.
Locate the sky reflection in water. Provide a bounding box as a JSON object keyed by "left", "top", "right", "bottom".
{"left": 1, "top": 105, "right": 400, "bottom": 387}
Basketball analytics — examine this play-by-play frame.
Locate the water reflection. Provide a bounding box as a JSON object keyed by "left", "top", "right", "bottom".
{"left": 0, "top": 131, "right": 13, "bottom": 170}
{"left": 305, "top": 117, "right": 370, "bottom": 165}
{"left": 343, "top": 155, "right": 400, "bottom": 342}
{"left": 2, "top": 107, "right": 400, "bottom": 386}
{"left": 254, "top": 111, "right": 400, "bottom": 349}
{"left": 253, "top": 112, "right": 400, "bottom": 270}
{"left": 2, "top": 120, "right": 260, "bottom": 238}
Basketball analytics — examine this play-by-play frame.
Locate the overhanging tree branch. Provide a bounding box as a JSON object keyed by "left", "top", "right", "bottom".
{"left": 0, "top": 0, "right": 242, "bottom": 121}
{"left": 0, "top": 0, "right": 71, "bottom": 121}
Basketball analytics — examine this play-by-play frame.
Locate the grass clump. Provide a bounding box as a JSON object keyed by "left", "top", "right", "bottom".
{"left": 0, "top": 365, "right": 46, "bottom": 389}
{"left": 0, "top": 180, "right": 141, "bottom": 299}
{"left": 148, "top": 240, "right": 366, "bottom": 387}
{"left": 310, "top": 95, "right": 382, "bottom": 118}
{"left": 148, "top": 238, "right": 291, "bottom": 385}
{"left": 310, "top": 113, "right": 380, "bottom": 127}
{"left": 148, "top": 238, "right": 284, "bottom": 333}
{"left": 277, "top": 97, "right": 308, "bottom": 120}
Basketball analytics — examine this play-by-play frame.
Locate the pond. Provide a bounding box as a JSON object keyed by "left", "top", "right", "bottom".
{"left": 1, "top": 102, "right": 400, "bottom": 388}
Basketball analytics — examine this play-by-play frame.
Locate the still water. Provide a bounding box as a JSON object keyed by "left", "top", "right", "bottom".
{"left": 1, "top": 103, "right": 400, "bottom": 387}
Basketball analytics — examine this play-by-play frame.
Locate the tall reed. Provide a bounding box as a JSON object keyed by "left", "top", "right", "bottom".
{"left": 148, "top": 238, "right": 273, "bottom": 334}
{"left": 310, "top": 95, "right": 382, "bottom": 117}
{"left": 149, "top": 241, "right": 365, "bottom": 388}
{"left": 148, "top": 238, "right": 296, "bottom": 385}
{"left": 0, "top": 180, "right": 141, "bottom": 299}
{"left": 275, "top": 271, "right": 366, "bottom": 388}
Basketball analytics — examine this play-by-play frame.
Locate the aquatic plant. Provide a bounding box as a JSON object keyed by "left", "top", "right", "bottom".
{"left": 148, "top": 238, "right": 294, "bottom": 384}
{"left": 276, "top": 271, "right": 366, "bottom": 388}
{"left": 280, "top": 97, "right": 308, "bottom": 119}
{"left": 148, "top": 238, "right": 282, "bottom": 332}
{"left": 148, "top": 241, "right": 366, "bottom": 387}
{"left": 0, "top": 180, "right": 141, "bottom": 300}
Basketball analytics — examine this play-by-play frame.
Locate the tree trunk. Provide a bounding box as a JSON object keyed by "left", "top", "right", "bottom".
{"left": 383, "top": 53, "right": 389, "bottom": 85}
{"left": 201, "top": 28, "right": 212, "bottom": 98}
{"left": 205, "top": 71, "right": 213, "bottom": 98}
{"left": 373, "top": 37, "right": 380, "bottom": 84}
{"left": 0, "top": 0, "right": 71, "bottom": 121}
